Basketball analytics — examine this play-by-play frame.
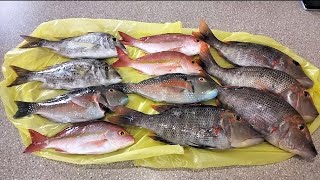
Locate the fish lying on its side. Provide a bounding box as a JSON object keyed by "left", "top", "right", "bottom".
{"left": 7, "top": 59, "right": 122, "bottom": 90}
{"left": 109, "top": 105, "right": 263, "bottom": 149}
{"left": 112, "top": 47, "right": 203, "bottom": 75}
{"left": 13, "top": 86, "right": 129, "bottom": 123}
{"left": 199, "top": 44, "right": 318, "bottom": 123}
{"left": 110, "top": 73, "right": 218, "bottom": 104}
{"left": 215, "top": 85, "right": 317, "bottom": 158}
{"left": 119, "top": 31, "right": 205, "bottom": 56}
{"left": 20, "top": 32, "right": 127, "bottom": 59}
{"left": 24, "top": 121, "right": 134, "bottom": 154}
{"left": 193, "top": 20, "right": 313, "bottom": 88}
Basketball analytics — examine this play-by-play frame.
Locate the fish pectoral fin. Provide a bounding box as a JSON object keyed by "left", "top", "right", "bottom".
{"left": 149, "top": 135, "right": 176, "bottom": 145}
{"left": 185, "top": 140, "right": 214, "bottom": 149}
{"left": 161, "top": 79, "right": 194, "bottom": 93}
{"left": 71, "top": 94, "right": 99, "bottom": 108}
{"left": 85, "top": 139, "right": 108, "bottom": 147}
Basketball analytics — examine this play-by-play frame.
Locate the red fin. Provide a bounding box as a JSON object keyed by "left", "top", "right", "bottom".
{"left": 112, "top": 47, "right": 133, "bottom": 68}
{"left": 118, "top": 31, "right": 137, "bottom": 45}
{"left": 162, "top": 79, "right": 194, "bottom": 92}
{"left": 85, "top": 139, "right": 108, "bottom": 147}
{"left": 23, "top": 129, "right": 48, "bottom": 153}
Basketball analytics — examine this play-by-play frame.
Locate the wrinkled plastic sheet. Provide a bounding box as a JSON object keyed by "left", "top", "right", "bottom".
{"left": 0, "top": 18, "right": 319, "bottom": 168}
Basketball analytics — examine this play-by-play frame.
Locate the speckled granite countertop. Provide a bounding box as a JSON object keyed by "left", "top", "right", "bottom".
{"left": 0, "top": 1, "right": 319, "bottom": 179}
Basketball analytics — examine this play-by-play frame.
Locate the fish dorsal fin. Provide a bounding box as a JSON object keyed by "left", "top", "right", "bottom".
{"left": 149, "top": 134, "right": 176, "bottom": 145}
{"left": 151, "top": 104, "right": 178, "bottom": 113}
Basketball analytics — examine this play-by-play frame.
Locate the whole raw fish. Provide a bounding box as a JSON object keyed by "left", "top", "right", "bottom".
{"left": 20, "top": 32, "right": 127, "bottom": 59}
{"left": 110, "top": 73, "right": 218, "bottom": 104}
{"left": 109, "top": 105, "right": 263, "bottom": 149}
{"left": 119, "top": 31, "right": 204, "bottom": 56}
{"left": 199, "top": 44, "right": 318, "bottom": 123}
{"left": 24, "top": 121, "right": 134, "bottom": 154}
{"left": 192, "top": 20, "right": 313, "bottom": 88}
{"left": 216, "top": 85, "right": 317, "bottom": 158}
{"left": 112, "top": 47, "right": 202, "bottom": 75}
{"left": 7, "top": 59, "right": 122, "bottom": 90}
{"left": 13, "top": 86, "right": 129, "bottom": 123}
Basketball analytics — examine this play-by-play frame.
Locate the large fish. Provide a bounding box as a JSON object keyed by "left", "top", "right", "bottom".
{"left": 13, "top": 86, "right": 129, "bottom": 123}
{"left": 110, "top": 73, "right": 218, "bottom": 104}
{"left": 24, "top": 121, "right": 134, "bottom": 154}
{"left": 119, "top": 31, "right": 204, "bottom": 56}
{"left": 192, "top": 20, "right": 313, "bottom": 88}
{"left": 199, "top": 45, "right": 318, "bottom": 123}
{"left": 112, "top": 47, "right": 203, "bottom": 75}
{"left": 20, "top": 32, "right": 127, "bottom": 59}
{"left": 109, "top": 105, "right": 263, "bottom": 149}
{"left": 7, "top": 59, "right": 122, "bottom": 90}
{"left": 216, "top": 85, "right": 317, "bottom": 158}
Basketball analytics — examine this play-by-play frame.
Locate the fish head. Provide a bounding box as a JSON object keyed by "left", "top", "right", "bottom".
{"left": 278, "top": 56, "right": 313, "bottom": 88}
{"left": 110, "top": 35, "right": 127, "bottom": 54}
{"left": 102, "top": 66, "right": 122, "bottom": 85}
{"left": 101, "top": 87, "right": 129, "bottom": 108}
{"left": 189, "top": 74, "right": 218, "bottom": 101}
{"left": 282, "top": 87, "right": 318, "bottom": 123}
{"left": 271, "top": 115, "right": 317, "bottom": 159}
{"left": 107, "top": 124, "right": 135, "bottom": 149}
{"left": 221, "top": 110, "right": 264, "bottom": 148}
{"left": 182, "top": 56, "right": 203, "bottom": 74}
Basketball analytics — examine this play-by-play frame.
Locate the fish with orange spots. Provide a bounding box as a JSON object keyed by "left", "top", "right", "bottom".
{"left": 13, "top": 86, "right": 128, "bottom": 123}
{"left": 112, "top": 47, "right": 203, "bottom": 75}
{"left": 109, "top": 105, "right": 263, "bottom": 149}
{"left": 24, "top": 121, "right": 134, "bottom": 154}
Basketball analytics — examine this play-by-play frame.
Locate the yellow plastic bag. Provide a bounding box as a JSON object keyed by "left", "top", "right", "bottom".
{"left": 0, "top": 18, "right": 185, "bottom": 165}
{"left": 134, "top": 28, "right": 320, "bottom": 169}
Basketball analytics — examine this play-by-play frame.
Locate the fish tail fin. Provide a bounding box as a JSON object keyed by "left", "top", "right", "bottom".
{"left": 108, "top": 106, "right": 143, "bottom": 126}
{"left": 118, "top": 31, "right": 137, "bottom": 45}
{"left": 13, "top": 101, "right": 37, "bottom": 118}
{"left": 23, "top": 129, "right": 48, "bottom": 153}
{"left": 112, "top": 47, "right": 133, "bottom": 68}
{"left": 108, "top": 83, "right": 133, "bottom": 93}
{"left": 7, "top": 65, "right": 33, "bottom": 87}
{"left": 198, "top": 42, "right": 221, "bottom": 71}
{"left": 19, "top": 35, "right": 45, "bottom": 48}
{"left": 192, "top": 19, "right": 221, "bottom": 46}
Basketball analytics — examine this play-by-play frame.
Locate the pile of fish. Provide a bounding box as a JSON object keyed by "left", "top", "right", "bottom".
{"left": 10, "top": 19, "right": 318, "bottom": 160}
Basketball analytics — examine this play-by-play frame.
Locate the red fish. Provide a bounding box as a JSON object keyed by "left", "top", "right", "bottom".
{"left": 119, "top": 31, "right": 204, "bottom": 56}
{"left": 112, "top": 47, "right": 202, "bottom": 75}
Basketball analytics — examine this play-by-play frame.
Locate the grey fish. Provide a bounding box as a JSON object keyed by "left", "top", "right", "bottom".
{"left": 216, "top": 85, "right": 317, "bottom": 159}
{"left": 192, "top": 20, "right": 313, "bottom": 88}
{"left": 7, "top": 59, "right": 122, "bottom": 90}
{"left": 109, "top": 105, "right": 263, "bottom": 149}
{"left": 199, "top": 45, "right": 318, "bottom": 123}
{"left": 13, "top": 86, "right": 129, "bottom": 123}
{"left": 110, "top": 73, "right": 218, "bottom": 104}
{"left": 20, "top": 32, "right": 127, "bottom": 59}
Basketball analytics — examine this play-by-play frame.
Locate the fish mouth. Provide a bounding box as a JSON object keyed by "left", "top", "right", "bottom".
{"left": 297, "top": 77, "right": 314, "bottom": 89}
{"left": 206, "top": 89, "right": 219, "bottom": 100}
{"left": 116, "top": 43, "right": 128, "bottom": 54}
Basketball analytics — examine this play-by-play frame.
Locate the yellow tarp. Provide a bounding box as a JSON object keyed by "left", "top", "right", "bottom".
{"left": 0, "top": 18, "right": 319, "bottom": 168}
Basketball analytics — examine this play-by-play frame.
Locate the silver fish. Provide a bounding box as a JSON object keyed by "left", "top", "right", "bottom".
{"left": 13, "top": 86, "right": 129, "bottom": 123}
{"left": 20, "top": 32, "right": 127, "bottom": 59}
{"left": 7, "top": 59, "right": 122, "bottom": 90}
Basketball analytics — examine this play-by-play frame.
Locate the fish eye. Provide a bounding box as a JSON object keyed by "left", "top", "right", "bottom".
{"left": 191, "top": 61, "right": 195, "bottom": 64}
{"left": 196, "top": 39, "right": 200, "bottom": 42}
{"left": 298, "top": 124, "right": 305, "bottom": 131}
{"left": 108, "top": 89, "right": 115, "bottom": 92}
{"left": 112, "top": 37, "right": 117, "bottom": 41}
{"left": 303, "top": 91, "right": 310, "bottom": 97}
{"left": 198, "top": 77, "right": 205, "bottom": 82}
{"left": 118, "top": 130, "right": 126, "bottom": 136}
{"left": 235, "top": 115, "right": 241, "bottom": 121}
{"left": 292, "top": 61, "right": 300, "bottom": 66}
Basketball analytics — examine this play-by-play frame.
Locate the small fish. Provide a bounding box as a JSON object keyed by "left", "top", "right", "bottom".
{"left": 110, "top": 73, "right": 218, "bottom": 104}
{"left": 23, "top": 121, "right": 134, "bottom": 154}
{"left": 216, "top": 85, "right": 317, "bottom": 159}
{"left": 112, "top": 47, "right": 203, "bottom": 75}
{"left": 192, "top": 20, "right": 313, "bottom": 88}
{"left": 7, "top": 59, "right": 122, "bottom": 90}
{"left": 119, "top": 31, "right": 204, "bottom": 56}
{"left": 20, "top": 32, "right": 127, "bottom": 59}
{"left": 13, "top": 86, "right": 129, "bottom": 123}
{"left": 199, "top": 44, "right": 318, "bottom": 123}
{"left": 109, "top": 105, "right": 263, "bottom": 149}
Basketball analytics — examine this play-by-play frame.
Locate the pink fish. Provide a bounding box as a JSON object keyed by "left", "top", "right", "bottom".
{"left": 112, "top": 47, "right": 203, "bottom": 75}
{"left": 24, "top": 121, "right": 134, "bottom": 154}
{"left": 119, "top": 31, "right": 204, "bottom": 56}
